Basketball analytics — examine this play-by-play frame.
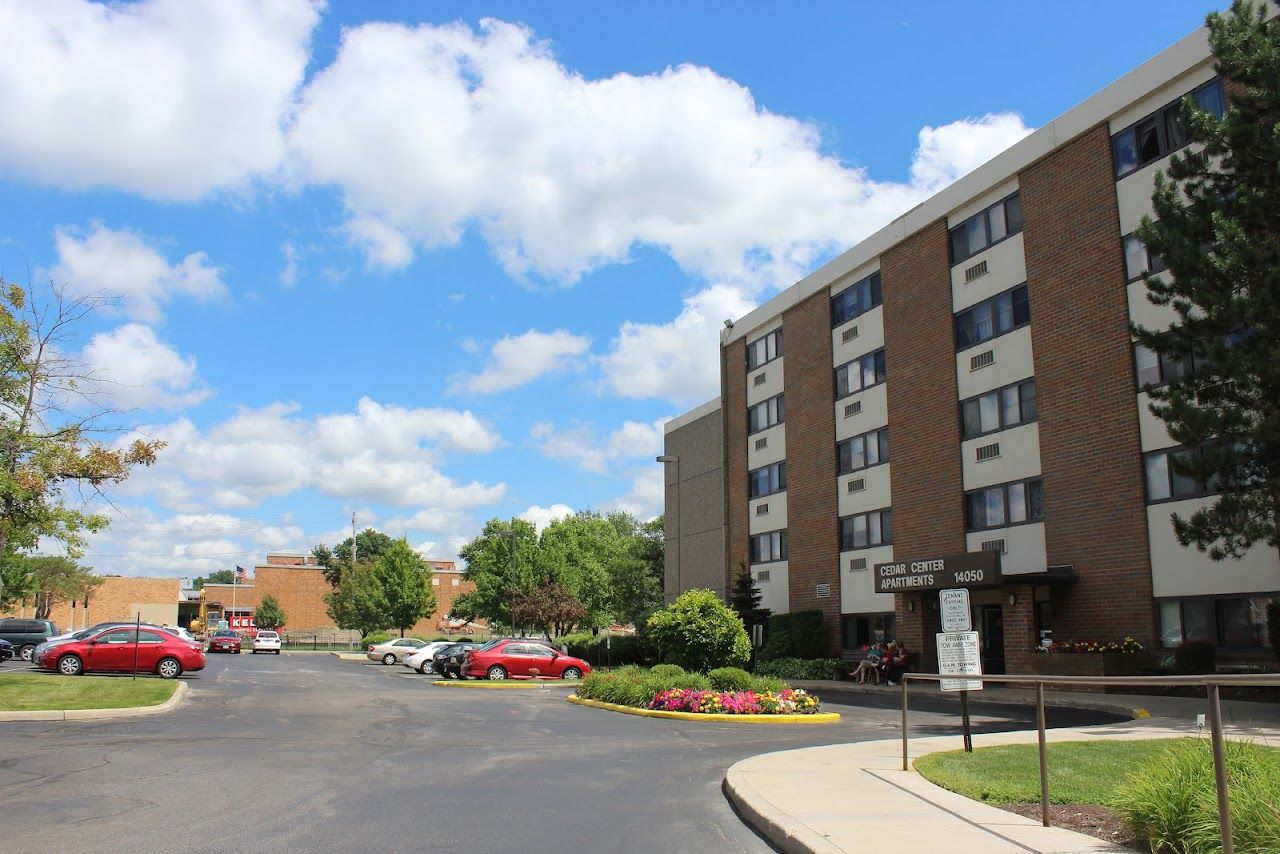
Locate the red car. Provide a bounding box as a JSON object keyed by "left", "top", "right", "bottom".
{"left": 207, "top": 629, "right": 242, "bottom": 654}
{"left": 463, "top": 639, "right": 591, "bottom": 680}
{"left": 34, "top": 626, "right": 205, "bottom": 678}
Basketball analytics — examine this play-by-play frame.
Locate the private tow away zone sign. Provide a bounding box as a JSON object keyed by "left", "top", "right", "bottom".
{"left": 872, "top": 551, "right": 1001, "bottom": 594}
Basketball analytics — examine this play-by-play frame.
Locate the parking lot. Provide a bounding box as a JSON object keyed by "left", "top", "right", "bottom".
{"left": 0, "top": 654, "right": 1113, "bottom": 853}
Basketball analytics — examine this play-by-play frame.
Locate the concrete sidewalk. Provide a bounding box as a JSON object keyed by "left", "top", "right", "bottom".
{"left": 725, "top": 688, "right": 1280, "bottom": 854}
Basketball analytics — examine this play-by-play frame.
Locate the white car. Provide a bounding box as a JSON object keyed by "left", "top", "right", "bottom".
{"left": 402, "top": 641, "right": 454, "bottom": 674}
{"left": 252, "top": 630, "right": 282, "bottom": 654}
{"left": 367, "top": 637, "right": 428, "bottom": 665}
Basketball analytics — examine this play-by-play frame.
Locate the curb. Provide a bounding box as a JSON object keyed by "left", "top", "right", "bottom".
{"left": 432, "top": 680, "right": 579, "bottom": 689}
{"left": 792, "top": 680, "right": 1152, "bottom": 721}
{"left": 566, "top": 694, "right": 841, "bottom": 724}
{"left": 0, "top": 680, "right": 188, "bottom": 723}
{"left": 723, "top": 769, "right": 839, "bottom": 854}
{"left": 329, "top": 652, "right": 370, "bottom": 662}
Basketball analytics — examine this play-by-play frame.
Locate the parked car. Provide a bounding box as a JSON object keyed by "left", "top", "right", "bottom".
{"left": 432, "top": 642, "right": 480, "bottom": 679}
{"left": 207, "top": 629, "right": 242, "bottom": 654}
{"left": 0, "top": 618, "right": 60, "bottom": 662}
{"left": 252, "top": 630, "right": 281, "bottom": 654}
{"left": 0, "top": 638, "right": 12, "bottom": 663}
{"left": 367, "top": 637, "right": 428, "bottom": 665}
{"left": 402, "top": 641, "right": 454, "bottom": 674}
{"left": 463, "top": 638, "right": 590, "bottom": 681}
{"left": 33, "top": 625, "right": 205, "bottom": 678}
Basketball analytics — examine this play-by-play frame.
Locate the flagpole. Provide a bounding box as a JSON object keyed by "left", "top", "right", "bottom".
{"left": 232, "top": 570, "right": 237, "bottom": 630}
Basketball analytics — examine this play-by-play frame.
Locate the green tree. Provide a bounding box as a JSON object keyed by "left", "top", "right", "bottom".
{"left": 324, "top": 562, "right": 389, "bottom": 639}
{"left": 728, "top": 563, "right": 771, "bottom": 636}
{"left": 193, "top": 569, "right": 236, "bottom": 589}
{"left": 646, "top": 588, "right": 750, "bottom": 672}
{"left": 535, "top": 511, "right": 625, "bottom": 628}
{"left": 1133, "top": 1, "right": 1280, "bottom": 560}
{"left": 253, "top": 594, "right": 287, "bottom": 631}
{"left": 453, "top": 517, "right": 538, "bottom": 629}
{"left": 312, "top": 528, "right": 397, "bottom": 589}
{"left": 0, "top": 283, "right": 162, "bottom": 604}
{"left": 17, "top": 555, "right": 103, "bottom": 620}
{"left": 608, "top": 514, "right": 665, "bottom": 627}
{"left": 376, "top": 539, "right": 436, "bottom": 637}
{"left": 512, "top": 581, "right": 588, "bottom": 637}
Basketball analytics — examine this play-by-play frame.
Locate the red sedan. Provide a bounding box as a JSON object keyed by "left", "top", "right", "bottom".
{"left": 463, "top": 639, "right": 591, "bottom": 680}
{"left": 34, "top": 626, "right": 205, "bottom": 678}
{"left": 207, "top": 629, "right": 242, "bottom": 654}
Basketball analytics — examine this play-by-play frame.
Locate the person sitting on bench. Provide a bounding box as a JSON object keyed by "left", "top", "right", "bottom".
{"left": 884, "top": 641, "right": 911, "bottom": 686}
{"left": 851, "top": 643, "right": 885, "bottom": 684}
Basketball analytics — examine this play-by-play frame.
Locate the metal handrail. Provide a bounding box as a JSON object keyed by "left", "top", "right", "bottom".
{"left": 898, "top": 671, "right": 1280, "bottom": 854}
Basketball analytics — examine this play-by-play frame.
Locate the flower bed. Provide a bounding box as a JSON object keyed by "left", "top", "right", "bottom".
{"left": 1034, "top": 637, "right": 1145, "bottom": 654}
{"left": 648, "top": 687, "right": 821, "bottom": 715}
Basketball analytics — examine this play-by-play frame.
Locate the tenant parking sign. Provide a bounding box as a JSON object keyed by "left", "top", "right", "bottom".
{"left": 939, "top": 589, "right": 971, "bottom": 633}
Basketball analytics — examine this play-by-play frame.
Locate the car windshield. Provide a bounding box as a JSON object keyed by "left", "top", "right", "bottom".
{"left": 475, "top": 639, "right": 503, "bottom": 652}
{"left": 214, "top": 631, "right": 238, "bottom": 638}
{"left": 258, "top": 633, "right": 277, "bottom": 639}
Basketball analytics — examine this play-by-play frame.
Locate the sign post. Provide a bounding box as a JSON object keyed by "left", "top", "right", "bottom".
{"left": 936, "top": 629, "right": 982, "bottom": 752}
{"left": 938, "top": 589, "right": 974, "bottom": 749}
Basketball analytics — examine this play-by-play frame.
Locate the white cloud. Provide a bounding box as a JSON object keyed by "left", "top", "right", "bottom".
{"left": 450, "top": 329, "right": 591, "bottom": 395}
{"left": 910, "top": 113, "right": 1034, "bottom": 191}
{"left": 51, "top": 223, "right": 227, "bottom": 323}
{"left": 0, "top": 0, "right": 320, "bottom": 201}
{"left": 280, "top": 241, "right": 300, "bottom": 287}
{"left": 606, "top": 467, "right": 664, "bottom": 521}
{"left": 519, "top": 503, "right": 574, "bottom": 533}
{"left": 82, "top": 323, "right": 211, "bottom": 410}
{"left": 531, "top": 418, "right": 666, "bottom": 475}
{"left": 598, "top": 284, "right": 756, "bottom": 405}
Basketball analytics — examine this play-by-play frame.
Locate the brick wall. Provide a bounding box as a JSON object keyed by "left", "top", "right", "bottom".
{"left": 881, "top": 220, "right": 965, "bottom": 670}
{"left": 780, "top": 290, "right": 841, "bottom": 654}
{"left": 1019, "top": 124, "right": 1156, "bottom": 647}
{"left": 722, "top": 338, "right": 749, "bottom": 596}
{"left": 253, "top": 568, "right": 329, "bottom": 631}
{"left": 1003, "top": 584, "right": 1037, "bottom": 675}
{"left": 3, "top": 576, "right": 182, "bottom": 630}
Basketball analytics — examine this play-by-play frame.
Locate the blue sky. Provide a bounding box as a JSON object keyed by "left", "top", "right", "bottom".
{"left": 0, "top": 0, "right": 1214, "bottom": 577}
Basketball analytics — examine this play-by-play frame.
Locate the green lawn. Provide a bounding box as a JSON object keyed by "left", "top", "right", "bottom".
{"left": 914, "top": 739, "right": 1202, "bottom": 804}
{"left": 0, "top": 673, "right": 178, "bottom": 711}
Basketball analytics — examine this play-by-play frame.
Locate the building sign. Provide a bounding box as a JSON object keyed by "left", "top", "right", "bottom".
{"left": 873, "top": 551, "right": 1001, "bottom": 593}
{"left": 936, "top": 631, "right": 983, "bottom": 692}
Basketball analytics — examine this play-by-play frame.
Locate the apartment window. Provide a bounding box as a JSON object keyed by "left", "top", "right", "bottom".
{"left": 1113, "top": 78, "right": 1226, "bottom": 179}
{"left": 835, "top": 349, "right": 886, "bottom": 399}
{"left": 961, "top": 379, "right": 1037, "bottom": 439}
{"left": 750, "top": 530, "right": 788, "bottom": 564}
{"left": 955, "top": 284, "right": 1030, "bottom": 350}
{"left": 1144, "top": 446, "right": 1212, "bottom": 502}
{"left": 749, "top": 461, "right": 787, "bottom": 499}
{"left": 839, "top": 508, "right": 893, "bottom": 551}
{"left": 1133, "top": 341, "right": 1207, "bottom": 390}
{"left": 831, "top": 272, "right": 883, "bottom": 327}
{"left": 965, "top": 478, "right": 1044, "bottom": 531}
{"left": 838, "top": 428, "right": 890, "bottom": 475}
{"left": 949, "top": 192, "right": 1023, "bottom": 265}
{"left": 748, "top": 394, "right": 784, "bottom": 434}
{"left": 1122, "top": 234, "right": 1168, "bottom": 282}
{"left": 747, "top": 328, "right": 783, "bottom": 370}
{"left": 1159, "top": 595, "right": 1273, "bottom": 651}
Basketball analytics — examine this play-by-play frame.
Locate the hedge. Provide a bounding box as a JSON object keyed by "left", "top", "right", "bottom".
{"left": 559, "top": 632, "right": 656, "bottom": 667}
{"left": 757, "top": 610, "right": 827, "bottom": 661}
{"left": 753, "top": 657, "right": 841, "bottom": 680}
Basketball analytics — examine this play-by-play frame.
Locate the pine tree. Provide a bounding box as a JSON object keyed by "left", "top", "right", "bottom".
{"left": 728, "top": 564, "right": 770, "bottom": 632}
{"left": 1133, "top": 1, "right": 1280, "bottom": 560}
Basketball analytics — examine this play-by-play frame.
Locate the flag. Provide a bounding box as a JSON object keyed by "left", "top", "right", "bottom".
{"left": 235, "top": 565, "right": 248, "bottom": 582}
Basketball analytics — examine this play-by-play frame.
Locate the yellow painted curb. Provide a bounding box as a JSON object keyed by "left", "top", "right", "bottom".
{"left": 431, "top": 680, "right": 579, "bottom": 689}
{"left": 1134, "top": 708, "right": 1152, "bottom": 718}
{"left": 566, "top": 694, "right": 841, "bottom": 724}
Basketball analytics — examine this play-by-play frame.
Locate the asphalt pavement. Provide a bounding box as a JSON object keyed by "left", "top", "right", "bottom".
{"left": 0, "top": 655, "right": 1118, "bottom": 854}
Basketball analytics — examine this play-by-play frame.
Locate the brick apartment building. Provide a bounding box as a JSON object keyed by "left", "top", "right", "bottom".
{"left": 662, "top": 17, "right": 1277, "bottom": 674}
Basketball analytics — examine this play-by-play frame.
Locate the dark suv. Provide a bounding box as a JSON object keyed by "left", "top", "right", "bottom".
{"left": 0, "top": 618, "right": 60, "bottom": 662}
{"left": 432, "top": 642, "right": 479, "bottom": 679}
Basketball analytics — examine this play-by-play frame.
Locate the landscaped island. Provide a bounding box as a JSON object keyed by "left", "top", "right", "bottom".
{"left": 574, "top": 665, "right": 823, "bottom": 716}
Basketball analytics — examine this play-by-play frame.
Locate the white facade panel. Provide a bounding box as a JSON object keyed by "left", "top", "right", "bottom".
{"left": 1148, "top": 499, "right": 1280, "bottom": 597}
{"left": 748, "top": 493, "right": 788, "bottom": 535}
{"left": 951, "top": 232, "right": 1027, "bottom": 313}
{"left": 1127, "top": 279, "right": 1179, "bottom": 333}
{"left": 955, "top": 326, "right": 1035, "bottom": 400}
{"left": 1108, "top": 64, "right": 1217, "bottom": 138}
{"left": 838, "top": 463, "right": 892, "bottom": 517}
{"left": 746, "top": 355, "right": 783, "bottom": 407}
{"left": 965, "top": 523, "right": 1047, "bottom": 576}
{"left": 753, "top": 561, "right": 789, "bottom": 615}
{"left": 947, "top": 177, "right": 1020, "bottom": 229}
{"left": 832, "top": 306, "right": 885, "bottom": 366}
{"left": 840, "top": 545, "right": 895, "bottom": 614}
{"left": 1136, "top": 392, "right": 1176, "bottom": 451}
{"left": 962, "top": 423, "right": 1041, "bottom": 491}
{"left": 746, "top": 423, "right": 785, "bottom": 470}
{"left": 1115, "top": 167, "right": 1159, "bottom": 236}
{"left": 829, "top": 261, "right": 881, "bottom": 296}
{"left": 834, "top": 383, "right": 889, "bottom": 442}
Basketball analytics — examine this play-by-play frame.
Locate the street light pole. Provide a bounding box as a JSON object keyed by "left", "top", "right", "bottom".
{"left": 655, "top": 455, "right": 681, "bottom": 600}
{"left": 503, "top": 528, "right": 518, "bottom": 635}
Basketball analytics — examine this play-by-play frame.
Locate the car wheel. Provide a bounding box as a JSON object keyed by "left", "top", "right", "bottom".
{"left": 381, "top": 653, "right": 397, "bottom": 665}
{"left": 57, "top": 654, "right": 84, "bottom": 676}
{"left": 275, "top": 650, "right": 280, "bottom": 655}
{"left": 19, "top": 644, "right": 35, "bottom": 662}
{"left": 562, "top": 667, "right": 582, "bottom": 680}
{"left": 157, "top": 657, "right": 182, "bottom": 679}
{"left": 486, "top": 665, "right": 507, "bottom": 681}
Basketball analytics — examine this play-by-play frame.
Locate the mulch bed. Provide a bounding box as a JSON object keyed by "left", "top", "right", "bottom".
{"left": 998, "top": 803, "right": 1145, "bottom": 851}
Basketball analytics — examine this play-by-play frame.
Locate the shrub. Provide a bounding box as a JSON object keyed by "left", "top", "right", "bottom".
{"left": 708, "top": 667, "right": 754, "bottom": 692}
{"left": 789, "top": 610, "right": 826, "bottom": 659}
{"left": 1173, "top": 641, "right": 1217, "bottom": 674}
{"left": 577, "top": 667, "right": 711, "bottom": 707}
{"left": 649, "top": 663, "right": 686, "bottom": 678}
{"left": 758, "top": 613, "right": 793, "bottom": 661}
{"left": 361, "top": 631, "right": 395, "bottom": 646}
{"left": 560, "top": 632, "right": 655, "bottom": 667}
{"left": 455, "top": 636, "right": 473, "bottom": 643}
{"left": 754, "top": 657, "right": 841, "bottom": 680}
{"left": 646, "top": 589, "right": 750, "bottom": 672}
{"left": 1110, "top": 738, "right": 1280, "bottom": 853}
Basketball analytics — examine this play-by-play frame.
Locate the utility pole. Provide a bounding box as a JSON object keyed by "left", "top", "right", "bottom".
{"left": 352, "top": 512, "right": 357, "bottom": 566}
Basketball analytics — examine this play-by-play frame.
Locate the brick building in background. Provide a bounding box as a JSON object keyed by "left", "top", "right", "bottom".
{"left": 2, "top": 576, "right": 182, "bottom": 630}
{"left": 663, "top": 17, "right": 1277, "bottom": 673}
